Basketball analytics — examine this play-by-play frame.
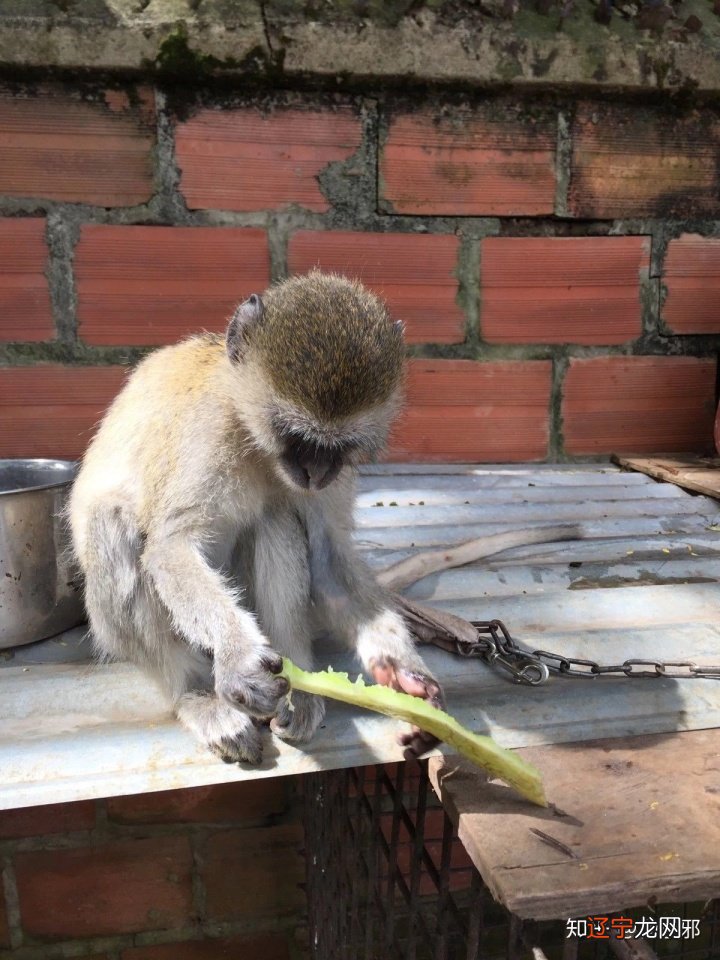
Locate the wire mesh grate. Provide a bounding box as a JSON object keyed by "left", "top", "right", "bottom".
{"left": 303, "top": 761, "right": 720, "bottom": 960}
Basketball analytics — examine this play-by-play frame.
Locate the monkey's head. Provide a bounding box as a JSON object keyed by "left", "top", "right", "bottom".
{"left": 226, "top": 270, "right": 405, "bottom": 492}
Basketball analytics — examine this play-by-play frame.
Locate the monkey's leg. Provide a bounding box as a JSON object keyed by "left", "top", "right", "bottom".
{"left": 135, "top": 587, "right": 265, "bottom": 764}
{"left": 250, "top": 510, "right": 325, "bottom": 744}
{"left": 141, "top": 529, "right": 289, "bottom": 720}
{"left": 81, "top": 505, "right": 264, "bottom": 764}
{"left": 176, "top": 691, "right": 263, "bottom": 764}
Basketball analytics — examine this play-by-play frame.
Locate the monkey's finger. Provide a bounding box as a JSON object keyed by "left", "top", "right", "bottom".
{"left": 369, "top": 657, "right": 397, "bottom": 687}
{"left": 395, "top": 668, "right": 446, "bottom": 711}
{"left": 262, "top": 652, "right": 284, "bottom": 674}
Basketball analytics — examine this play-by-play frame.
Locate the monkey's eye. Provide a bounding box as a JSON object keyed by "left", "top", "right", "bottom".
{"left": 279, "top": 436, "right": 343, "bottom": 491}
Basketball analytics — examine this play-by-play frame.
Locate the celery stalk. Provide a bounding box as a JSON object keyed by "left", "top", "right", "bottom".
{"left": 280, "top": 658, "right": 547, "bottom": 807}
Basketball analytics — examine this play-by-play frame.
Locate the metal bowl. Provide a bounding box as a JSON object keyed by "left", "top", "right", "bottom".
{"left": 0, "top": 459, "right": 85, "bottom": 649}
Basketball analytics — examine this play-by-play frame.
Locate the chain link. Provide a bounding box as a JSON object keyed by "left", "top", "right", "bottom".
{"left": 455, "top": 620, "right": 720, "bottom": 686}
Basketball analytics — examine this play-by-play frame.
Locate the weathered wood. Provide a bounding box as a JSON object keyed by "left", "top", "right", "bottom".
{"left": 428, "top": 728, "right": 720, "bottom": 920}
{"left": 615, "top": 455, "right": 720, "bottom": 500}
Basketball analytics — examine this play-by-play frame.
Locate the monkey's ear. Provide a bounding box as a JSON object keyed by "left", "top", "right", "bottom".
{"left": 226, "top": 294, "right": 264, "bottom": 363}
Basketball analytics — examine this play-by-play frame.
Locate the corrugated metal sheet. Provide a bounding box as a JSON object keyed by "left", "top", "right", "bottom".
{"left": 2, "top": 463, "right": 720, "bottom": 809}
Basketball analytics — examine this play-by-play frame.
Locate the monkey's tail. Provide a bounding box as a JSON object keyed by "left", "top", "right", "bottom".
{"left": 377, "top": 524, "right": 582, "bottom": 592}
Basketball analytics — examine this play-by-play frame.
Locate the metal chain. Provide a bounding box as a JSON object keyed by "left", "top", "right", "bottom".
{"left": 454, "top": 619, "right": 720, "bottom": 686}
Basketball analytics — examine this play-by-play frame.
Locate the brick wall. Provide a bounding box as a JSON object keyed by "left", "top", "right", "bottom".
{"left": 2, "top": 79, "right": 720, "bottom": 958}
{"left": 0, "top": 86, "right": 718, "bottom": 462}
{"left": 0, "top": 779, "right": 306, "bottom": 959}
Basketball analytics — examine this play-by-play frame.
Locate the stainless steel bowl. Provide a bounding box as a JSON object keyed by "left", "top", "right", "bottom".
{"left": 0, "top": 459, "right": 85, "bottom": 648}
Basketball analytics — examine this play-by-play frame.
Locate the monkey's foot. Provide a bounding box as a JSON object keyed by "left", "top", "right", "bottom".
{"left": 270, "top": 690, "right": 325, "bottom": 743}
{"left": 176, "top": 691, "right": 264, "bottom": 765}
{"left": 369, "top": 657, "right": 445, "bottom": 761}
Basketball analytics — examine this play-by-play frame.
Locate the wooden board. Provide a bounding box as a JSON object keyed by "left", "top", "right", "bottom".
{"left": 428, "top": 728, "right": 720, "bottom": 921}
{"left": 615, "top": 455, "right": 720, "bottom": 500}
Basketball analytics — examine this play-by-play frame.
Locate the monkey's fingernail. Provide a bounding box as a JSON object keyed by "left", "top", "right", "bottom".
{"left": 264, "top": 655, "right": 283, "bottom": 674}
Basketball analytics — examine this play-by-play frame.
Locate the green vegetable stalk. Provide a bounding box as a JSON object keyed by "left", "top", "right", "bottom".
{"left": 280, "top": 658, "right": 547, "bottom": 807}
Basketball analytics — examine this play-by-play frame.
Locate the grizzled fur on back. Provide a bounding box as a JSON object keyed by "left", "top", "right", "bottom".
{"left": 252, "top": 271, "right": 404, "bottom": 420}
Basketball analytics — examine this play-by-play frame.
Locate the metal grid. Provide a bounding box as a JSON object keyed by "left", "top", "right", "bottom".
{"left": 303, "top": 762, "right": 720, "bottom": 960}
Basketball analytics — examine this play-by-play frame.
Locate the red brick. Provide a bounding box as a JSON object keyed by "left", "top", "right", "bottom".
{"left": 0, "top": 365, "right": 127, "bottom": 459}
{"left": 288, "top": 230, "right": 463, "bottom": 344}
{"left": 203, "top": 824, "right": 304, "bottom": 922}
{"left": 176, "top": 107, "right": 361, "bottom": 212}
{"left": 380, "top": 109, "right": 556, "bottom": 216}
{"left": 14, "top": 835, "right": 193, "bottom": 940}
{"left": 663, "top": 235, "right": 720, "bottom": 334}
{"left": 76, "top": 225, "right": 270, "bottom": 346}
{"left": 107, "top": 780, "right": 288, "bottom": 825}
{"left": 0, "top": 218, "right": 53, "bottom": 342}
{"left": 563, "top": 356, "right": 717, "bottom": 455}
{"left": 569, "top": 104, "right": 720, "bottom": 219}
{"left": 0, "top": 87, "right": 155, "bottom": 207}
{"left": 121, "top": 933, "right": 290, "bottom": 960}
{"left": 481, "top": 236, "right": 648, "bottom": 345}
{"left": 0, "top": 881, "right": 9, "bottom": 948}
{"left": 389, "top": 360, "right": 552, "bottom": 462}
{"left": 0, "top": 800, "right": 95, "bottom": 839}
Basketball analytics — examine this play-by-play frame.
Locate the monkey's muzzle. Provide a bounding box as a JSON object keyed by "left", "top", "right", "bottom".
{"left": 280, "top": 436, "right": 343, "bottom": 491}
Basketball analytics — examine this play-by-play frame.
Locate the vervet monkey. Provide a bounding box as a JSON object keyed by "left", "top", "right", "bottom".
{"left": 70, "top": 271, "right": 442, "bottom": 764}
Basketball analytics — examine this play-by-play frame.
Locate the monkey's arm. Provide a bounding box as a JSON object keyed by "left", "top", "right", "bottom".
{"left": 141, "top": 531, "right": 289, "bottom": 717}
{"left": 305, "top": 497, "right": 443, "bottom": 759}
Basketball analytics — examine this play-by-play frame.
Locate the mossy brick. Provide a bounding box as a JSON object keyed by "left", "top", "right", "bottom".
{"left": 380, "top": 107, "right": 556, "bottom": 216}
{"left": 75, "top": 225, "right": 270, "bottom": 346}
{"left": 480, "top": 236, "right": 649, "bottom": 345}
{"left": 0, "top": 364, "right": 127, "bottom": 459}
{"left": 562, "top": 356, "right": 717, "bottom": 455}
{"left": 663, "top": 235, "right": 720, "bottom": 335}
{"left": 288, "top": 230, "right": 464, "bottom": 344}
{"left": 0, "top": 800, "right": 95, "bottom": 839}
{"left": 121, "top": 932, "right": 291, "bottom": 960}
{"left": 202, "top": 823, "right": 304, "bottom": 922}
{"left": 175, "top": 106, "right": 362, "bottom": 213}
{"left": 0, "top": 87, "right": 155, "bottom": 207}
{"left": 14, "top": 835, "right": 194, "bottom": 939}
{"left": 0, "top": 218, "right": 53, "bottom": 343}
{"left": 106, "top": 779, "right": 288, "bottom": 825}
{"left": 389, "top": 360, "right": 552, "bottom": 462}
{"left": 569, "top": 104, "right": 720, "bottom": 219}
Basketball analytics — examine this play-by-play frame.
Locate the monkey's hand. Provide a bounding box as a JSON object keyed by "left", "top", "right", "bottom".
{"left": 357, "top": 607, "right": 445, "bottom": 760}
{"left": 370, "top": 656, "right": 445, "bottom": 760}
{"left": 214, "top": 641, "right": 290, "bottom": 720}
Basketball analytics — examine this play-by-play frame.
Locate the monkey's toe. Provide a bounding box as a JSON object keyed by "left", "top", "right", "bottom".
{"left": 270, "top": 691, "right": 325, "bottom": 743}
{"left": 399, "top": 728, "right": 441, "bottom": 760}
{"left": 211, "top": 731, "right": 264, "bottom": 765}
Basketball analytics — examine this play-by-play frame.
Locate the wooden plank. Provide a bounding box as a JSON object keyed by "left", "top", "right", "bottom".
{"left": 615, "top": 455, "right": 720, "bottom": 500}
{"left": 428, "top": 728, "right": 720, "bottom": 920}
